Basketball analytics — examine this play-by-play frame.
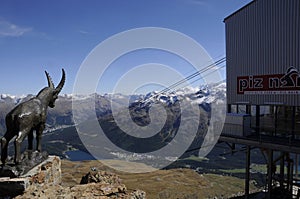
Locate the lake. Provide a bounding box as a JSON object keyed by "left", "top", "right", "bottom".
{"left": 65, "top": 150, "right": 96, "bottom": 161}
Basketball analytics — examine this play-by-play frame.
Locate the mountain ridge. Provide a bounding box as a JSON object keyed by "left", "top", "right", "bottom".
{"left": 0, "top": 82, "right": 227, "bottom": 167}
{"left": 0, "top": 82, "right": 226, "bottom": 134}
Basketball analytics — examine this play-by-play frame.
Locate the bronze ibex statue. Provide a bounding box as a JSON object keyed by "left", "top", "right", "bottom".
{"left": 1, "top": 69, "right": 65, "bottom": 164}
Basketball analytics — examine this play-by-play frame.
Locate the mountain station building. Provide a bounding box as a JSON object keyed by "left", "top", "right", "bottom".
{"left": 221, "top": 0, "right": 300, "bottom": 198}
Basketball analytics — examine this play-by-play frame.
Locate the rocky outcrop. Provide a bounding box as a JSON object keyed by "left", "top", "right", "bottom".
{"left": 76, "top": 169, "right": 146, "bottom": 198}
{"left": 0, "top": 155, "right": 61, "bottom": 198}
{"left": 17, "top": 183, "right": 146, "bottom": 199}
{"left": 16, "top": 163, "right": 146, "bottom": 199}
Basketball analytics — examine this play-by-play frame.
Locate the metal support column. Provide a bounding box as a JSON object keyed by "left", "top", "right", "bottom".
{"left": 280, "top": 152, "right": 285, "bottom": 189}
{"left": 288, "top": 156, "right": 294, "bottom": 196}
{"left": 287, "top": 153, "right": 292, "bottom": 194}
{"left": 290, "top": 159, "right": 294, "bottom": 195}
{"left": 267, "top": 149, "right": 273, "bottom": 199}
{"left": 296, "top": 154, "right": 298, "bottom": 180}
{"left": 245, "top": 146, "right": 251, "bottom": 199}
{"left": 246, "top": 105, "right": 251, "bottom": 115}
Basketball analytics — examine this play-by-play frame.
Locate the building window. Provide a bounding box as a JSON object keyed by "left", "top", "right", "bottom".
{"left": 259, "top": 105, "right": 298, "bottom": 139}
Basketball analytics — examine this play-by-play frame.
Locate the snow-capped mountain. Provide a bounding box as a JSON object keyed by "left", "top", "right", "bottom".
{"left": 142, "top": 91, "right": 179, "bottom": 106}
{"left": 132, "top": 82, "right": 226, "bottom": 109}
{"left": 0, "top": 82, "right": 227, "bottom": 163}
{"left": 1, "top": 94, "right": 21, "bottom": 104}
{"left": 0, "top": 82, "right": 226, "bottom": 135}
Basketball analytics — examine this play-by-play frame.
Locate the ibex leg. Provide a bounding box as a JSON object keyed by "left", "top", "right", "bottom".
{"left": 1, "top": 132, "right": 14, "bottom": 165}
{"left": 36, "top": 123, "right": 45, "bottom": 152}
{"left": 14, "top": 131, "right": 28, "bottom": 164}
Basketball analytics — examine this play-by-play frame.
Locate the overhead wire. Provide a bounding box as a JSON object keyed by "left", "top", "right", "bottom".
{"left": 160, "top": 57, "right": 226, "bottom": 93}
{"left": 189, "top": 64, "right": 226, "bottom": 85}
{"left": 142, "top": 57, "right": 226, "bottom": 103}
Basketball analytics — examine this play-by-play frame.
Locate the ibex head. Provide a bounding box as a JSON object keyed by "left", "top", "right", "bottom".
{"left": 42, "top": 68, "right": 66, "bottom": 108}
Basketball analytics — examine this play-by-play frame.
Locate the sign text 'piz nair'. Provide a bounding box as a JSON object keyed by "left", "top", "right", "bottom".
{"left": 238, "top": 67, "right": 300, "bottom": 94}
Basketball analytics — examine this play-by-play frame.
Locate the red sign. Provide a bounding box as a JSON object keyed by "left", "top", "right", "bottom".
{"left": 237, "top": 67, "right": 300, "bottom": 94}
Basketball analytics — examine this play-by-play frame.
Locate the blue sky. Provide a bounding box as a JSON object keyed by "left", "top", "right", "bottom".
{"left": 0, "top": 0, "right": 252, "bottom": 95}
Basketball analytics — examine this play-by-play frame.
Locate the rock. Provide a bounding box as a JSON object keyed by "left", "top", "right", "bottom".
{"left": 1, "top": 155, "right": 61, "bottom": 198}
{"left": 130, "top": 190, "right": 147, "bottom": 199}
{"left": 23, "top": 155, "right": 61, "bottom": 185}
{"left": 70, "top": 182, "right": 127, "bottom": 198}
{"left": 16, "top": 161, "right": 146, "bottom": 199}
{"left": 80, "top": 169, "right": 121, "bottom": 185}
{"left": 76, "top": 168, "right": 146, "bottom": 198}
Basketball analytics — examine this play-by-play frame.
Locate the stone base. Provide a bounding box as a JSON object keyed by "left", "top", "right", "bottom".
{"left": 0, "top": 150, "right": 49, "bottom": 177}
{"left": 0, "top": 155, "right": 61, "bottom": 198}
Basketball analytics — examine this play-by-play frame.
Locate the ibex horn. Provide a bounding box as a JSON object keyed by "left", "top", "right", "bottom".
{"left": 55, "top": 69, "right": 66, "bottom": 94}
{"left": 45, "top": 71, "right": 54, "bottom": 89}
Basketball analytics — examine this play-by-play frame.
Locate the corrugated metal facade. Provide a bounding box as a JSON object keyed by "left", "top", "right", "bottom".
{"left": 225, "top": 0, "right": 300, "bottom": 106}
